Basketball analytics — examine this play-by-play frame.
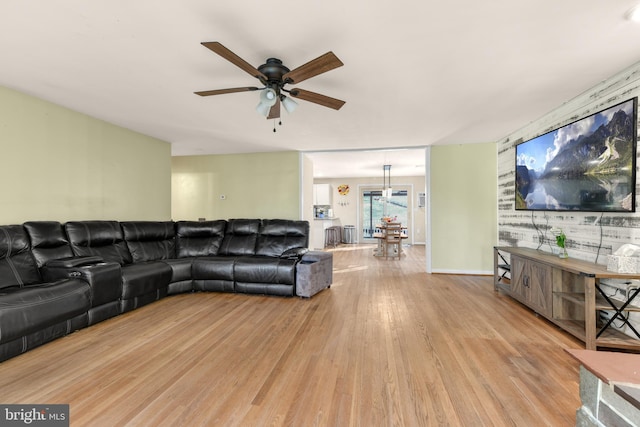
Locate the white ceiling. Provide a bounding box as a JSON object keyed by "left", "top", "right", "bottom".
{"left": 306, "top": 148, "right": 426, "bottom": 178}
{"left": 2, "top": 1, "right": 640, "bottom": 178}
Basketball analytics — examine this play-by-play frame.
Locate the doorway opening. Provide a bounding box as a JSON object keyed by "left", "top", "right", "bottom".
{"left": 361, "top": 188, "right": 408, "bottom": 241}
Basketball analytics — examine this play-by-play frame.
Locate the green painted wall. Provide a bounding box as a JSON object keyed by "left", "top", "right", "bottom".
{"left": 171, "top": 151, "right": 301, "bottom": 220}
{"left": 431, "top": 143, "right": 497, "bottom": 273}
{"left": 0, "top": 86, "right": 171, "bottom": 223}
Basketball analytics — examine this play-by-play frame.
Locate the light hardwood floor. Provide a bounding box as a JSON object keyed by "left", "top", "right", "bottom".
{"left": 0, "top": 245, "right": 583, "bottom": 426}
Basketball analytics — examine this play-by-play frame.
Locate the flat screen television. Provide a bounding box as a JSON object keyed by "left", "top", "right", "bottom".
{"left": 515, "top": 97, "right": 637, "bottom": 212}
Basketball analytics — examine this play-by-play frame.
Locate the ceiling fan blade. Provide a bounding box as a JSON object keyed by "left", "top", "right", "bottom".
{"left": 267, "top": 97, "right": 281, "bottom": 119}
{"left": 282, "top": 52, "right": 344, "bottom": 85}
{"left": 289, "top": 88, "right": 345, "bottom": 110}
{"left": 194, "top": 87, "right": 259, "bottom": 96}
{"left": 201, "top": 42, "right": 267, "bottom": 82}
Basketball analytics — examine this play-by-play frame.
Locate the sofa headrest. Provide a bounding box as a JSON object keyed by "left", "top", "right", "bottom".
{"left": 218, "top": 219, "right": 260, "bottom": 256}
{"left": 175, "top": 220, "right": 227, "bottom": 257}
{"left": 255, "top": 219, "right": 309, "bottom": 257}
{"left": 23, "top": 221, "right": 74, "bottom": 268}
{"left": 0, "top": 225, "right": 41, "bottom": 288}
{"left": 65, "top": 221, "right": 132, "bottom": 265}
{"left": 121, "top": 221, "right": 176, "bottom": 263}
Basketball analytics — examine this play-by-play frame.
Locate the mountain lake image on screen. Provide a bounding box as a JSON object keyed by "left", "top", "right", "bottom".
{"left": 515, "top": 98, "right": 638, "bottom": 212}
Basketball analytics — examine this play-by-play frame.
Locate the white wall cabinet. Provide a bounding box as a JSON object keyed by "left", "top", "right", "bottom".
{"left": 313, "top": 184, "right": 332, "bottom": 205}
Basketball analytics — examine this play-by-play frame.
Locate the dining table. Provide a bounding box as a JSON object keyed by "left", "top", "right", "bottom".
{"left": 373, "top": 223, "right": 408, "bottom": 257}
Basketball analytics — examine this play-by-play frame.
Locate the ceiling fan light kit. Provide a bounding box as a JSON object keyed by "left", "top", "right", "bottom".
{"left": 260, "top": 88, "right": 277, "bottom": 106}
{"left": 281, "top": 95, "right": 298, "bottom": 113}
{"left": 255, "top": 101, "right": 271, "bottom": 117}
{"left": 256, "top": 87, "right": 278, "bottom": 116}
{"left": 195, "top": 41, "right": 345, "bottom": 126}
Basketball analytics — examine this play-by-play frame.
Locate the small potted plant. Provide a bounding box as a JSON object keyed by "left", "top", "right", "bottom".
{"left": 550, "top": 227, "right": 568, "bottom": 258}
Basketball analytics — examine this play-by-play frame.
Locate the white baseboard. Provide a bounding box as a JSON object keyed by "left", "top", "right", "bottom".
{"left": 431, "top": 269, "right": 493, "bottom": 276}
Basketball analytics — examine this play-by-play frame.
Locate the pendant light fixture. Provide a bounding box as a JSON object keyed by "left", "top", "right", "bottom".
{"left": 383, "top": 164, "right": 392, "bottom": 199}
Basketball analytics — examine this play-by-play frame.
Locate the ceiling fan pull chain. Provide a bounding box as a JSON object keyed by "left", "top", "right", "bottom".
{"left": 272, "top": 118, "right": 284, "bottom": 132}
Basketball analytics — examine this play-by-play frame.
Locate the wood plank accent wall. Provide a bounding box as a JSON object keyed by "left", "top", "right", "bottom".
{"left": 498, "top": 62, "right": 640, "bottom": 264}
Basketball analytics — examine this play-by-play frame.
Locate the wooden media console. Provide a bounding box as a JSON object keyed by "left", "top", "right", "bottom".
{"left": 494, "top": 246, "right": 640, "bottom": 351}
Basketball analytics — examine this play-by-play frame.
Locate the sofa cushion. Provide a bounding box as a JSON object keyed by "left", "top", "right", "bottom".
{"left": 162, "top": 258, "right": 193, "bottom": 283}
{"left": 0, "top": 225, "right": 41, "bottom": 289}
{"left": 121, "top": 221, "right": 176, "bottom": 263}
{"left": 23, "top": 221, "right": 75, "bottom": 268}
{"left": 192, "top": 257, "right": 235, "bottom": 281}
{"left": 234, "top": 256, "right": 297, "bottom": 297}
{"left": 175, "top": 220, "right": 226, "bottom": 257}
{"left": 234, "top": 257, "right": 297, "bottom": 286}
{"left": 0, "top": 278, "right": 91, "bottom": 344}
{"left": 120, "top": 262, "right": 172, "bottom": 299}
{"left": 192, "top": 257, "right": 236, "bottom": 292}
{"left": 255, "top": 219, "right": 309, "bottom": 257}
{"left": 65, "top": 221, "right": 133, "bottom": 265}
{"left": 218, "top": 219, "right": 260, "bottom": 256}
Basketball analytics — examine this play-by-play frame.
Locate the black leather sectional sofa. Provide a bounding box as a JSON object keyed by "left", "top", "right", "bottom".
{"left": 0, "top": 218, "right": 313, "bottom": 362}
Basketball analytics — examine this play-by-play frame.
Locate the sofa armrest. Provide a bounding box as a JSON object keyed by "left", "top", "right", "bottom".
{"left": 45, "top": 256, "right": 104, "bottom": 268}
{"left": 281, "top": 247, "right": 309, "bottom": 260}
{"left": 296, "top": 251, "right": 333, "bottom": 297}
{"left": 300, "top": 251, "right": 332, "bottom": 263}
{"left": 41, "top": 262, "right": 122, "bottom": 307}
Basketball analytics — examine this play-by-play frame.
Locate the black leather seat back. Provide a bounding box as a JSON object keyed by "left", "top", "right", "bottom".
{"left": 65, "top": 221, "right": 132, "bottom": 265}
{"left": 121, "top": 221, "right": 176, "bottom": 263}
{"left": 0, "top": 225, "right": 41, "bottom": 288}
{"left": 175, "top": 220, "right": 226, "bottom": 257}
{"left": 24, "top": 221, "right": 74, "bottom": 268}
{"left": 218, "top": 219, "right": 260, "bottom": 256}
{"left": 255, "top": 219, "right": 309, "bottom": 257}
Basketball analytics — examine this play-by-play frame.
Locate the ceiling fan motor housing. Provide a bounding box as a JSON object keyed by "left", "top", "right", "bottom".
{"left": 258, "top": 58, "right": 291, "bottom": 88}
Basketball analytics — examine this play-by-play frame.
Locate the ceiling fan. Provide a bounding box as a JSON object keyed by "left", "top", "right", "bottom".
{"left": 194, "top": 42, "right": 345, "bottom": 120}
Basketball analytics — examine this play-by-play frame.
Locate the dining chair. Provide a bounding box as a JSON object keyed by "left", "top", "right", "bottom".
{"left": 383, "top": 222, "right": 402, "bottom": 260}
